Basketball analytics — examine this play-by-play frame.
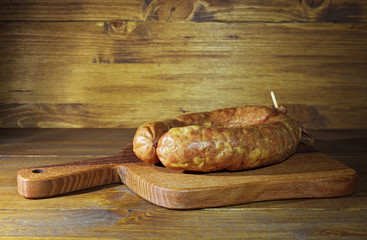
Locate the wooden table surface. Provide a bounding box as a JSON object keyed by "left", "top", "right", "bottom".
{"left": 1, "top": 128, "right": 366, "bottom": 239}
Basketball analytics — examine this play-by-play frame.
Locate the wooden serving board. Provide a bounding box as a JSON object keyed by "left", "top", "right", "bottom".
{"left": 17, "top": 144, "right": 358, "bottom": 209}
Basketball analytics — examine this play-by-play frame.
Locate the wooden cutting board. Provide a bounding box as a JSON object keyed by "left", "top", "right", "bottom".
{"left": 17, "top": 144, "right": 358, "bottom": 209}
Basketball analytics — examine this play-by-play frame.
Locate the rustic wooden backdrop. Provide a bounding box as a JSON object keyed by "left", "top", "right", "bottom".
{"left": 0, "top": 0, "right": 366, "bottom": 129}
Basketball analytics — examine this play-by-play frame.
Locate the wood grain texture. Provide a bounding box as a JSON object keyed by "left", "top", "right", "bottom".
{"left": 1, "top": 0, "right": 366, "bottom": 234}
{"left": 0, "top": 128, "right": 134, "bottom": 155}
{"left": 17, "top": 142, "right": 358, "bottom": 209}
{"left": 16, "top": 145, "right": 139, "bottom": 199}
{"left": 0, "top": 21, "right": 366, "bottom": 129}
{"left": 1, "top": 208, "right": 366, "bottom": 239}
{"left": 1, "top": 128, "right": 367, "bottom": 238}
{"left": 17, "top": 160, "right": 122, "bottom": 199}
{"left": 119, "top": 151, "right": 358, "bottom": 209}
{"left": 0, "top": 1, "right": 366, "bottom": 129}
{"left": 0, "top": 0, "right": 365, "bottom": 22}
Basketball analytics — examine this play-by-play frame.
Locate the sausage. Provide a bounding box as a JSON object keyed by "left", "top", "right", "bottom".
{"left": 156, "top": 114, "right": 302, "bottom": 172}
{"left": 133, "top": 119, "right": 186, "bottom": 164}
{"left": 133, "top": 105, "right": 276, "bottom": 164}
{"left": 175, "top": 105, "right": 276, "bottom": 127}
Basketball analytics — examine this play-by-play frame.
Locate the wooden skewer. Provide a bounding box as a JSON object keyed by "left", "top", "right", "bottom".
{"left": 271, "top": 91, "right": 278, "bottom": 109}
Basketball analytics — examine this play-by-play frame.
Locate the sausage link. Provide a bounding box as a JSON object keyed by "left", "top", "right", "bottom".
{"left": 156, "top": 114, "right": 302, "bottom": 172}
{"left": 133, "top": 106, "right": 275, "bottom": 164}
{"left": 133, "top": 119, "right": 186, "bottom": 164}
{"left": 175, "top": 105, "right": 275, "bottom": 127}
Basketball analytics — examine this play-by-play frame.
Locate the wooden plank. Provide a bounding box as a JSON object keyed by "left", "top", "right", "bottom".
{"left": 0, "top": 0, "right": 365, "bottom": 23}
{"left": 0, "top": 22, "right": 366, "bottom": 129}
{"left": 1, "top": 22, "right": 366, "bottom": 67}
{"left": 0, "top": 128, "right": 135, "bottom": 155}
{"left": 0, "top": 0, "right": 145, "bottom": 21}
{"left": 0, "top": 208, "right": 366, "bottom": 239}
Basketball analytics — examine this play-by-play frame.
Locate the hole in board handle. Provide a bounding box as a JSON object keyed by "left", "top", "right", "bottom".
{"left": 32, "top": 169, "right": 46, "bottom": 173}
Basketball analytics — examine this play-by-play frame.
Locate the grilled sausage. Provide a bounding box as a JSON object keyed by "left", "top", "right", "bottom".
{"left": 133, "top": 106, "right": 276, "bottom": 164}
{"left": 156, "top": 114, "right": 302, "bottom": 172}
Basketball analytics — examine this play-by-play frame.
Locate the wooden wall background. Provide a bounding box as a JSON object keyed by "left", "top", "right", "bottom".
{"left": 0, "top": 0, "right": 366, "bottom": 129}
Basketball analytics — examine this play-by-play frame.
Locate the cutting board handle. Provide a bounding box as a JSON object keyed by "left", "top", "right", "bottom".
{"left": 17, "top": 144, "right": 140, "bottom": 198}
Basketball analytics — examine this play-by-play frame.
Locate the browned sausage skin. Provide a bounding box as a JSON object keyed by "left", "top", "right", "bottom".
{"left": 133, "top": 106, "right": 276, "bottom": 164}
{"left": 133, "top": 120, "right": 186, "bottom": 164}
{"left": 156, "top": 114, "right": 302, "bottom": 172}
{"left": 176, "top": 105, "right": 276, "bottom": 127}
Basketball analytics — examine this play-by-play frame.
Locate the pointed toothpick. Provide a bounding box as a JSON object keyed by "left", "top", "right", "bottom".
{"left": 270, "top": 91, "right": 278, "bottom": 109}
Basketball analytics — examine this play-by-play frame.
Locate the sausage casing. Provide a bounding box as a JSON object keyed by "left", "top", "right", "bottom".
{"left": 176, "top": 105, "right": 276, "bottom": 127}
{"left": 133, "top": 119, "right": 186, "bottom": 164}
{"left": 133, "top": 106, "right": 276, "bottom": 164}
{"left": 156, "top": 114, "right": 302, "bottom": 172}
